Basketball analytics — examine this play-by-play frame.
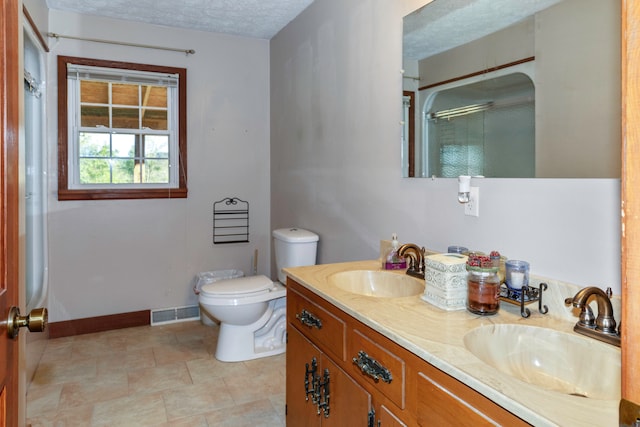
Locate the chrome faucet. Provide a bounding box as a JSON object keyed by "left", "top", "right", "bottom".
{"left": 397, "top": 243, "right": 426, "bottom": 279}
{"left": 565, "top": 286, "right": 620, "bottom": 347}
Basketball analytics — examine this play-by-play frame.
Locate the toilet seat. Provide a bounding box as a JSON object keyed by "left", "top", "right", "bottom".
{"left": 201, "top": 274, "right": 273, "bottom": 297}
{"left": 199, "top": 275, "right": 285, "bottom": 306}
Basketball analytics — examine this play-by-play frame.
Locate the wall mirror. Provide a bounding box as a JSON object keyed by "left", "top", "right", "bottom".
{"left": 402, "top": 0, "right": 621, "bottom": 178}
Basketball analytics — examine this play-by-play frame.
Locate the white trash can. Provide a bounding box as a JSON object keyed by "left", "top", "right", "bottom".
{"left": 194, "top": 269, "right": 244, "bottom": 325}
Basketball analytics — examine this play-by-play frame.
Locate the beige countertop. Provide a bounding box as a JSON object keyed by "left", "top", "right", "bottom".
{"left": 284, "top": 260, "right": 619, "bottom": 427}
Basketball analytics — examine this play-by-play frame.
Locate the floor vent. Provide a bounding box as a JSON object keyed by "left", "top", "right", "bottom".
{"left": 151, "top": 305, "right": 200, "bottom": 325}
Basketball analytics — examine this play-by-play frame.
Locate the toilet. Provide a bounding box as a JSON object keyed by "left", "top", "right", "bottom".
{"left": 199, "top": 228, "right": 319, "bottom": 362}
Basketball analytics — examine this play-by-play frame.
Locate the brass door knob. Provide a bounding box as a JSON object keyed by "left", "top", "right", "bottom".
{"left": 6, "top": 306, "right": 47, "bottom": 339}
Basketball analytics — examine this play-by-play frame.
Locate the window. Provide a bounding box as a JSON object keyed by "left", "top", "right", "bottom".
{"left": 57, "top": 56, "right": 187, "bottom": 200}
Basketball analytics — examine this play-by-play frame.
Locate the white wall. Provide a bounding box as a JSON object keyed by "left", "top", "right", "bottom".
{"left": 536, "top": 0, "right": 620, "bottom": 178}
{"left": 47, "top": 11, "right": 271, "bottom": 321}
{"left": 270, "top": 0, "right": 621, "bottom": 294}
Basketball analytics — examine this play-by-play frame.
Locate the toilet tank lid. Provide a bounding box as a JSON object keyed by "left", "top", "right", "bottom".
{"left": 273, "top": 228, "right": 319, "bottom": 243}
{"left": 201, "top": 275, "right": 274, "bottom": 295}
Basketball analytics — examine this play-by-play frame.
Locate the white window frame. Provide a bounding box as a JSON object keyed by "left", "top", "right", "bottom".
{"left": 67, "top": 65, "right": 179, "bottom": 189}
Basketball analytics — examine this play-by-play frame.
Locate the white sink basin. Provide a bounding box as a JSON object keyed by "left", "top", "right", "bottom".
{"left": 327, "top": 270, "right": 424, "bottom": 298}
{"left": 463, "top": 324, "right": 620, "bottom": 400}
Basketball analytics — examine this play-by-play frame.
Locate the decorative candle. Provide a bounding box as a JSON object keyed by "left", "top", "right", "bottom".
{"left": 505, "top": 260, "right": 530, "bottom": 290}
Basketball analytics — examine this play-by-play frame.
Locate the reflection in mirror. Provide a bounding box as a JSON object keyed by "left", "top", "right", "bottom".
{"left": 424, "top": 70, "right": 534, "bottom": 178}
{"left": 402, "top": 0, "right": 621, "bottom": 178}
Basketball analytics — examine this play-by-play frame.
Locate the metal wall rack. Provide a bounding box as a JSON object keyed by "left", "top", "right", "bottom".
{"left": 213, "top": 197, "right": 249, "bottom": 244}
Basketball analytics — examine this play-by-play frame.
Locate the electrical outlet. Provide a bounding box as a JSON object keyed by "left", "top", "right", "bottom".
{"left": 464, "top": 187, "right": 479, "bottom": 217}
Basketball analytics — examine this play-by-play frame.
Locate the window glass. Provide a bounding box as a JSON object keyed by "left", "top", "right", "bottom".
{"left": 146, "top": 86, "right": 167, "bottom": 108}
{"left": 79, "top": 158, "right": 110, "bottom": 184}
{"left": 145, "top": 135, "right": 169, "bottom": 158}
{"left": 144, "top": 159, "right": 169, "bottom": 183}
{"left": 142, "top": 110, "right": 168, "bottom": 130}
{"left": 80, "top": 106, "right": 109, "bottom": 127}
{"left": 112, "top": 134, "right": 135, "bottom": 157}
{"left": 79, "top": 132, "right": 110, "bottom": 157}
{"left": 112, "top": 107, "right": 140, "bottom": 129}
{"left": 112, "top": 83, "right": 138, "bottom": 106}
{"left": 80, "top": 80, "right": 108, "bottom": 103}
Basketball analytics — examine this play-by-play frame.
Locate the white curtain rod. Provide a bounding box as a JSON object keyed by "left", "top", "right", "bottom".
{"left": 47, "top": 32, "right": 196, "bottom": 55}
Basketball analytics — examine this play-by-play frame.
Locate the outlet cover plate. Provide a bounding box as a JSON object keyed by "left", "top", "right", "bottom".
{"left": 465, "top": 187, "right": 479, "bottom": 217}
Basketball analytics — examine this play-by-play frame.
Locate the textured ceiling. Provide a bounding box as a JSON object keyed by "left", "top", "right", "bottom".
{"left": 45, "top": 0, "right": 564, "bottom": 54}
{"left": 45, "top": 0, "right": 315, "bottom": 39}
{"left": 404, "top": 0, "right": 564, "bottom": 60}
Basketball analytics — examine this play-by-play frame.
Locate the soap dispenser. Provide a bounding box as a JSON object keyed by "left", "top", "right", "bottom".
{"left": 385, "top": 234, "right": 407, "bottom": 270}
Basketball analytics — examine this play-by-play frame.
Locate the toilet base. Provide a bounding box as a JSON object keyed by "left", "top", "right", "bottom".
{"left": 214, "top": 297, "right": 287, "bottom": 362}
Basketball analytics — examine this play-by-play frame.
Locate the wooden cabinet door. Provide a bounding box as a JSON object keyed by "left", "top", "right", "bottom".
{"left": 377, "top": 404, "right": 407, "bottom": 427}
{"left": 287, "top": 325, "right": 372, "bottom": 426}
{"left": 321, "top": 355, "right": 371, "bottom": 427}
{"left": 286, "top": 326, "right": 323, "bottom": 426}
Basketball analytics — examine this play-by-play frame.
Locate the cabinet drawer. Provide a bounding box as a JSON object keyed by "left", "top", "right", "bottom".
{"left": 348, "top": 328, "right": 406, "bottom": 409}
{"left": 288, "top": 287, "right": 346, "bottom": 361}
{"left": 417, "top": 370, "right": 530, "bottom": 426}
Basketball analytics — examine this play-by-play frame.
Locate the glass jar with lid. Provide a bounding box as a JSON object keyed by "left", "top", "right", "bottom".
{"left": 466, "top": 257, "right": 501, "bottom": 315}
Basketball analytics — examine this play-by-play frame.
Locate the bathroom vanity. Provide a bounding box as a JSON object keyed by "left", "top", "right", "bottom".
{"left": 284, "top": 260, "right": 619, "bottom": 426}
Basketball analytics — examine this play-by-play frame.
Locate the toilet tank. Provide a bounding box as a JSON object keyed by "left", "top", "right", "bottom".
{"left": 273, "top": 228, "right": 319, "bottom": 284}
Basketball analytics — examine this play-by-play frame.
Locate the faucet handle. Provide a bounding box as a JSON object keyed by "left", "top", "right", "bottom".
{"left": 565, "top": 297, "right": 595, "bottom": 328}
{"left": 578, "top": 305, "right": 596, "bottom": 328}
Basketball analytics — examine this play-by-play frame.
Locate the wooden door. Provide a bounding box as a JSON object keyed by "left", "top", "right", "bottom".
{"left": 321, "top": 355, "right": 371, "bottom": 427}
{"left": 621, "top": 0, "right": 640, "bottom": 422}
{"left": 286, "top": 326, "right": 323, "bottom": 426}
{"left": 0, "top": 0, "right": 21, "bottom": 425}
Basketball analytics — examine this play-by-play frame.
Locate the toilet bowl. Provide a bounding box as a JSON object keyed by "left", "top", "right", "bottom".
{"left": 199, "top": 227, "right": 318, "bottom": 362}
{"left": 199, "top": 275, "right": 287, "bottom": 362}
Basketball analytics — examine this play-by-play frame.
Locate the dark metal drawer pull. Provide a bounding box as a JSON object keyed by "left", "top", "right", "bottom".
{"left": 352, "top": 350, "right": 393, "bottom": 384}
{"left": 317, "top": 368, "right": 330, "bottom": 418}
{"left": 296, "top": 309, "right": 323, "bottom": 329}
{"left": 305, "top": 357, "right": 318, "bottom": 403}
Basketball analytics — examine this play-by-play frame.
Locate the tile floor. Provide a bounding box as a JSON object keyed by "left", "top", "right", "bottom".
{"left": 26, "top": 321, "right": 286, "bottom": 426}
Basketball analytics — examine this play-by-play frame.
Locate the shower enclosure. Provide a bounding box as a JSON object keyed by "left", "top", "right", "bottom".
{"left": 24, "top": 21, "right": 48, "bottom": 312}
